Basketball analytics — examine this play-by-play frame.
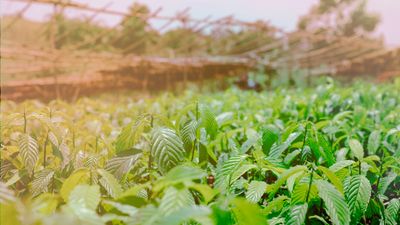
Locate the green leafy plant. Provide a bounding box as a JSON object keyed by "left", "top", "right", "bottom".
{"left": 1, "top": 78, "right": 399, "bottom": 225}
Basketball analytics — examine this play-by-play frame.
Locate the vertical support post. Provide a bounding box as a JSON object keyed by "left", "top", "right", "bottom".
{"left": 50, "top": 3, "right": 60, "bottom": 99}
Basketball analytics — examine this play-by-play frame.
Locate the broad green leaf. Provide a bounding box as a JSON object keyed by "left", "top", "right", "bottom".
{"left": 18, "top": 133, "right": 39, "bottom": 171}
{"left": 31, "top": 169, "right": 55, "bottom": 196}
{"left": 263, "top": 195, "right": 289, "bottom": 215}
{"left": 180, "top": 120, "right": 198, "bottom": 153}
{"left": 318, "top": 166, "right": 343, "bottom": 193}
{"left": 154, "top": 165, "right": 207, "bottom": 191}
{"left": 261, "top": 125, "right": 279, "bottom": 155}
{"left": 115, "top": 115, "right": 150, "bottom": 153}
{"left": 349, "top": 139, "right": 364, "bottom": 161}
{"left": 32, "top": 193, "right": 59, "bottom": 215}
{"left": 151, "top": 127, "right": 186, "bottom": 173}
{"left": 307, "top": 132, "right": 335, "bottom": 166}
{"left": 343, "top": 175, "right": 371, "bottom": 222}
{"left": 131, "top": 205, "right": 159, "bottom": 225}
{"left": 329, "top": 160, "right": 355, "bottom": 172}
{"left": 316, "top": 133, "right": 335, "bottom": 166}
{"left": 97, "top": 169, "right": 123, "bottom": 198}
{"left": 268, "top": 132, "right": 301, "bottom": 159}
{"left": 117, "top": 185, "right": 148, "bottom": 207}
{"left": 216, "top": 112, "right": 234, "bottom": 126}
{"left": 200, "top": 105, "right": 218, "bottom": 139}
{"left": 268, "top": 165, "right": 307, "bottom": 199}
{"left": 102, "top": 200, "right": 138, "bottom": 217}
{"left": 291, "top": 183, "right": 318, "bottom": 204}
{"left": 378, "top": 172, "right": 397, "bottom": 195}
{"left": 60, "top": 168, "right": 90, "bottom": 201}
{"left": 0, "top": 182, "right": 16, "bottom": 204}
{"left": 215, "top": 155, "right": 247, "bottom": 192}
{"left": 284, "top": 149, "right": 301, "bottom": 165}
{"left": 211, "top": 204, "right": 235, "bottom": 225}
{"left": 4, "top": 172, "right": 20, "bottom": 187}
{"left": 309, "top": 215, "right": 330, "bottom": 225}
{"left": 159, "top": 187, "right": 194, "bottom": 216}
{"left": 384, "top": 198, "right": 400, "bottom": 225}
{"left": 68, "top": 184, "right": 100, "bottom": 210}
{"left": 245, "top": 181, "right": 267, "bottom": 203}
{"left": 105, "top": 154, "right": 142, "bottom": 180}
{"left": 230, "top": 163, "right": 257, "bottom": 184}
{"left": 316, "top": 180, "right": 350, "bottom": 225}
{"left": 285, "top": 203, "right": 308, "bottom": 225}
{"left": 240, "top": 129, "right": 259, "bottom": 154}
{"left": 231, "top": 198, "right": 268, "bottom": 225}
{"left": 158, "top": 205, "right": 212, "bottom": 225}
{"left": 367, "top": 131, "right": 380, "bottom": 155}
{"left": 188, "top": 183, "right": 218, "bottom": 204}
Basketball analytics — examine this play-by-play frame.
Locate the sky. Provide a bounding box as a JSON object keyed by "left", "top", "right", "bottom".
{"left": 1, "top": 0, "right": 399, "bottom": 46}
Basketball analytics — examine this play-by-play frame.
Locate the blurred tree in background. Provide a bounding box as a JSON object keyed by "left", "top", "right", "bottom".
{"left": 112, "top": 3, "right": 158, "bottom": 54}
{"left": 42, "top": 2, "right": 280, "bottom": 56}
{"left": 40, "top": 1, "right": 379, "bottom": 56}
{"left": 298, "top": 0, "right": 380, "bottom": 36}
{"left": 206, "top": 21, "right": 277, "bottom": 56}
{"left": 52, "top": 14, "right": 111, "bottom": 50}
{"left": 155, "top": 28, "right": 208, "bottom": 56}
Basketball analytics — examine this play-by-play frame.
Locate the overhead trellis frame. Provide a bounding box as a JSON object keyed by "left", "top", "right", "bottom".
{"left": 1, "top": 0, "right": 398, "bottom": 80}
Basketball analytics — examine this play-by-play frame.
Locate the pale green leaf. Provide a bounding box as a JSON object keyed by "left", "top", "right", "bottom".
{"left": 231, "top": 198, "right": 268, "bottom": 225}
{"left": 157, "top": 205, "right": 212, "bottom": 225}
{"left": 367, "top": 131, "right": 380, "bottom": 155}
{"left": 60, "top": 168, "right": 90, "bottom": 201}
{"left": 154, "top": 165, "right": 206, "bottom": 191}
{"left": 349, "top": 139, "right": 364, "bottom": 161}
{"left": 246, "top": 181, "right": 267, "bottom": 203}
{"left": 200, "top": 105, "right": 218, "bottom": 139}
{"left": 105, "top": 154, "right": 142, "bottom": 180}
{"left": 329, "top": 160, "right": 355, "bottom": 172}
{"left": 159, "top": 187, "right": 194, "bottom": 216}
{"left": 18, "top": 133, "right": 39, "bottom": 170}
{"left": 285, "top": 203, "right": 308, "bottom": 225}
{"left": 151, "top": 127, "right": 186, "bottom": 173}
{"left": 343, "top": 175, "right": 371, "bottom": 223}
{"left": 268, "top": 165, "right": 307, "bottom": 199}
{"left": 97, "top": 169, "right": 123, "bottom": 198}
{"left": 215, "top": 155, "right": 247, "bottom": 192}
{"left": 318, "top": 166, "right": 343, "bottom": 193}
{"left": 316, "top": 180, "right": 350, "bottom": 225}
{"left": 68, "top": 184, "right": 100, "bottom": 210}
{"left": 384, "top": 198, "right": 400, "bottom": 225}
{"left": 115, "top": 115, "right": 150, "bottom": 153}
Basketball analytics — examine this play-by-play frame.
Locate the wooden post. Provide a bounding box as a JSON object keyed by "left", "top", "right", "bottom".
{"left": 50, "top": 3, "right": 60, "bottom": 99}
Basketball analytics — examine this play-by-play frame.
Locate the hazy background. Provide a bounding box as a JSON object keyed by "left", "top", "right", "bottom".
{"left": 1, "top": 0, "right": 399, "bottom": 46}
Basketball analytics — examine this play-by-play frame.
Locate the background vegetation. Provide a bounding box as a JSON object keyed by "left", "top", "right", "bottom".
{"left": 1, "top": 0, "right": 381, "bottom": 56}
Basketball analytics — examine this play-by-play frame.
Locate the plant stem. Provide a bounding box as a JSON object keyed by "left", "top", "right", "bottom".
{"left": 23, "top": 108, "right": 27, "bottom": 133}
{"left": 195, "top": 101, "right": 199, "bottom": 121}
{"left": 72, "top": 127, "right": 76, "bottom": 152}
{"left": 43, "top": 131, "right": 49, "bottom": 167}
{"left": 44, "top": 109, "right": 52, "bottom": 167}
{"left": 148, "top": 114, "right": 154, "bottom": 181}
{"left": 300, "top": 123, "right": 309, "bottom": 161}
{"left": 191, "top": 139, "right": 196, "bottom": 161}
{"left": 191, "top": 103, "right": 199, "bottom": 161}
{"left": 375, "top": 153, "right": 384, "bottom": 194}
{"left": 95, "top": 136, "right": 98, "bottom": 152}
{"left": 301, "top": 124, "right": 309, "bottom": 149}
{"left": 306, "top": 167, "right": 314, "bottom": 202}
